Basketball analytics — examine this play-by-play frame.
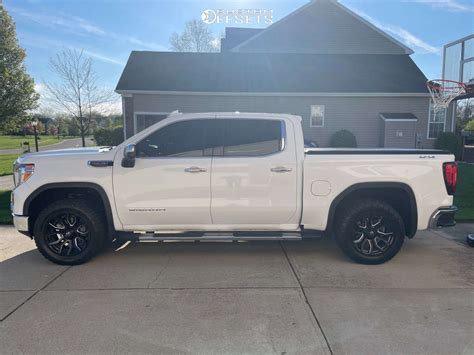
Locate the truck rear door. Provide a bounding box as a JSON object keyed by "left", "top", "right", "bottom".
{"left": 210, "top": 116, "right": 298, "bottom": 226}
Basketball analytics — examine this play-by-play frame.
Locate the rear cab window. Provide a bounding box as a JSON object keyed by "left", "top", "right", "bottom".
{"left": 216, "top": 119, "right": 284, "bottom": 157}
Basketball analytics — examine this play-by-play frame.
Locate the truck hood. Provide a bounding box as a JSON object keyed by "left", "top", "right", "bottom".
{"left": 16, "top": 146, "right": 116, "bottom": 163}
{"left": 21, "top": 146, "right": 114, "bottom": 158}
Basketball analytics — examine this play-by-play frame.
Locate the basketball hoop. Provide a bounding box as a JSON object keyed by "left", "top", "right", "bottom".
{"left": 427, "top": 79, "right": 467, "bottom": 112}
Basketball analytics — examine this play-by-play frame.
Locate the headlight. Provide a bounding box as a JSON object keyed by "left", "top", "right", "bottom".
{"left": 13, "top": 163, "right": 35, "bottom": 187}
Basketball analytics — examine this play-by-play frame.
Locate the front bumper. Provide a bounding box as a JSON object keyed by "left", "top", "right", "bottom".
{"left": 12, "top": 214, "right": 30, "bottom": 236}
{"left": 429, "top": 206, "right": 458, "bottom": 228}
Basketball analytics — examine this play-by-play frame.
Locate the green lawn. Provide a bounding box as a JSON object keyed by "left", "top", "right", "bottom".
{"left": 454, "top": 163, "right": 474, "bottom": 222}
{"left": 0, "top": 135, "right": 75, "bottom": 150}
{"left": 0, "top": 191, "right": 12, "bottom": 224}
{"left": 0, "top": 154, "right": 19, "bottom": 176}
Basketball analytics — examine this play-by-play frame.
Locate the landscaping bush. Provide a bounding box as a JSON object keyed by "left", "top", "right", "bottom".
{"left": 465, "top": 120, "right": 474, "bottom": 131}
{"left": 94, "top": 126, "right": 124, "bottom": 146}
{"left": 330, "top": 129, "right": 357, "bottom": 148}
{"left": 66, "top": 122, "right": 80, "bottom": 136}
{"left": 435, "top": 132, "right": 462, "bottom": 160}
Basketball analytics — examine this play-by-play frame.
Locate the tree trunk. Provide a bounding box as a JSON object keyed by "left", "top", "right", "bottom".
{"left": 79, "top": 115, "right": 86, "bottom": 147}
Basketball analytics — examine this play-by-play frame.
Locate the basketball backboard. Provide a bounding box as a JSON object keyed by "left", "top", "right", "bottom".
{"left": 442, "top": 34, "right": 474, "bottom": 100}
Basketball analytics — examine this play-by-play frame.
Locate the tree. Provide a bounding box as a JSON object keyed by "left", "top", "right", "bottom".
{"left": 32, "top": 113, "right": 54, "bottom": 134}
{"left": 456, "top": 99, "right": 473, "bottom": 134}
{"left": 44, "top": 49, "right": 114, "bottom": 146}
{"left": 170, "top": 20, "right": 219, "bottom": 52}
{"left": 0, "top": 7, "right": 39, "bottom": 132}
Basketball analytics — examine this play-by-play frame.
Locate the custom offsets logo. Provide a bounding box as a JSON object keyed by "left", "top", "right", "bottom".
{"left": 201, "top": 9, "right": 273, "bottom": 25}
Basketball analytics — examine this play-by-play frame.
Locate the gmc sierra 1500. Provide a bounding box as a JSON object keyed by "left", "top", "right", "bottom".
{"left": 11, "top": 112, "right": 458, "bottom": 265}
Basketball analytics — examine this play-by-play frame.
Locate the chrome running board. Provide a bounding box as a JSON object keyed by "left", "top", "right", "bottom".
{"left": 116, "top": 231, "right": 304, "bottom": 242}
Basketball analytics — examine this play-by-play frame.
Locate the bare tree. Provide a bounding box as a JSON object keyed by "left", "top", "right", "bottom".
{"left": 170, "top": 20, "right": 219, "bottom": 52}
{"left": 44, "top": 49, "right": 114, "bottom": 146}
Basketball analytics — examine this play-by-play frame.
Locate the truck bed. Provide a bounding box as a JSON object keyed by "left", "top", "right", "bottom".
{"left": 301, "top": 148, "right": 454, "bottom": 232}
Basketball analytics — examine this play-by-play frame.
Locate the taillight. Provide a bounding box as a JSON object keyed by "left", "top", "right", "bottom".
{"left": 443, "top": 162, "right": 457, "bottom": 195}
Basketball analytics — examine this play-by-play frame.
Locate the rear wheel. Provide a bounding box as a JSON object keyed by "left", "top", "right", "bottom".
{"left": 34, "top": 199, "right": 107, "bottom": 265}
{"left": 335, "top": 199, "right": 405, "bottom": 264}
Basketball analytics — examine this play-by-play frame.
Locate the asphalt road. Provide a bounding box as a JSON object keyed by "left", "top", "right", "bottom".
{"left": 1, "top": 226, "right": 472, "bottom": 354}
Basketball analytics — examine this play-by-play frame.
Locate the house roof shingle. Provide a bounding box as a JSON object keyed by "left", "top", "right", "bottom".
{"left": 115, "top": 51, "right": 428, "bottom": 94}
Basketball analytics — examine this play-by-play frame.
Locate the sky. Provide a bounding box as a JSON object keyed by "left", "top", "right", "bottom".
{"left": 3, "top": 0, "right": 474, "bottom": 112}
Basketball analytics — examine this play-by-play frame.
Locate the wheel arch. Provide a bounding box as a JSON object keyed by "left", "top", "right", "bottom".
{"left": 23, "top": 182, "right": 115, "bottom": 237}
{"left": 327, "top": 182, "right": 418, "bottom": 238}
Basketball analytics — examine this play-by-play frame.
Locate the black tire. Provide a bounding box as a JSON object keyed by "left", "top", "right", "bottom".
{"left": 33, "top": 199, "right": 107, "bottom": 265}
{"left": 335, "top": 199, "right": 405, "bottom": 265}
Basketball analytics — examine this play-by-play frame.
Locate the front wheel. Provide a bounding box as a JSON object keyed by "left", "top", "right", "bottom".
{"left": 335, "top": 199, "right": 405, "bottom": 264}
{"left": 33, "top": 199, "right": 107, "bottom": 265}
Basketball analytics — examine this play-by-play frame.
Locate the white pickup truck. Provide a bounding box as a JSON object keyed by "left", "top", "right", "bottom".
{"left": 11, "top": 112, "right": 458, "bottom": 265}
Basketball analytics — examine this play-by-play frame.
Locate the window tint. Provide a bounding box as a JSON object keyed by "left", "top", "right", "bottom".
{"left": 220, "top": 119, "right": 283, "bottom": 157}
{"left": 136, "top": 119, "right": 221, "bottom": 157}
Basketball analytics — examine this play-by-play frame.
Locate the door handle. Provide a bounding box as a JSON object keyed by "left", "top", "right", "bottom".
{"left": 184, "top": 166, "right": 207, "bottom": 173}
{"left": 271, "top": 166, "right": 293, "bottom": 173}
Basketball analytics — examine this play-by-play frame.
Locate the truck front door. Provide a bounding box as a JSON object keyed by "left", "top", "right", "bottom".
{"left": 113, "top": 118, "right": 219, "bottom": 230}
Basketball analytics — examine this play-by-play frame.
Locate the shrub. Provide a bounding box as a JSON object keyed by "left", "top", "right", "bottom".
{"left": 66, "top": 122, "right": 80, "bottom": 136}
{"left": 435, "top": 132, "right": 462, "bottom": 160}
{"left": 330, "top": 129, "right": 357, "bottom": 148}
{"left": 94, "top": 126, "right": 124, "bottom": 146}
{"left": 465, "top": 120, "right": 474, "bottom": 131}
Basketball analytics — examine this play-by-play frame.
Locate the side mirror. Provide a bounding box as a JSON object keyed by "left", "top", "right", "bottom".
{"left": 121, "top": 144, "right": 136, "bottom": 168}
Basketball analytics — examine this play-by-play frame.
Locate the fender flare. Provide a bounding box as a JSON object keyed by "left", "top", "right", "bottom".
{"left": 326, "top": 182, "right": 418, "bottom": 238}
{"left": 23, "top": 182, "right": 115, "bottom": 235}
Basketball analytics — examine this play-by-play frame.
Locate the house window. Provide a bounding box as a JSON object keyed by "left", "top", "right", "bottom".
{"left": 310, "top": 105, "right": 325, "bottom": 127}
{"left": 135, "top": 113, "right": 169, "bottom": 133}
{"left": 427, "top": 102, "right": 446, "bottom": 139}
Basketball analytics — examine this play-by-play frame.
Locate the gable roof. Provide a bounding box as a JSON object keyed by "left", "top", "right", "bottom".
{"left": 231, "top": 0, "right": 413, "bottom": 55}
{"left": 116, "top": 51, "right": 427, "bottom": 94}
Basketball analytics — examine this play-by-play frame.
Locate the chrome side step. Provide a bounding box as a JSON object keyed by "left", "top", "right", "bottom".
{"left": 139, "top": 232, "right": 302, "bottom": 242}
{"left": 116, "top": 231, "right": 303, "bottom": 242}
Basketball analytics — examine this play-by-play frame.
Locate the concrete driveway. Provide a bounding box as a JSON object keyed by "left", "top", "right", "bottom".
{"left": 1, "top": 226, "right": 472, "bottom": 354}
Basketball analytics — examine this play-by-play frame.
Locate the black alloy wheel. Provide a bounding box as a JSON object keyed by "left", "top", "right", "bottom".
{"left": 44, "top": 213, "right": 91, "bottom": 257}
{"left": 352, "top": 215, "right": 395, "bottom": 256}
{"left": 34, "top": 199, "right": 107, "bottom": 265}
{"left": 335, "top": 199, "right": 405, "bottom": 264}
